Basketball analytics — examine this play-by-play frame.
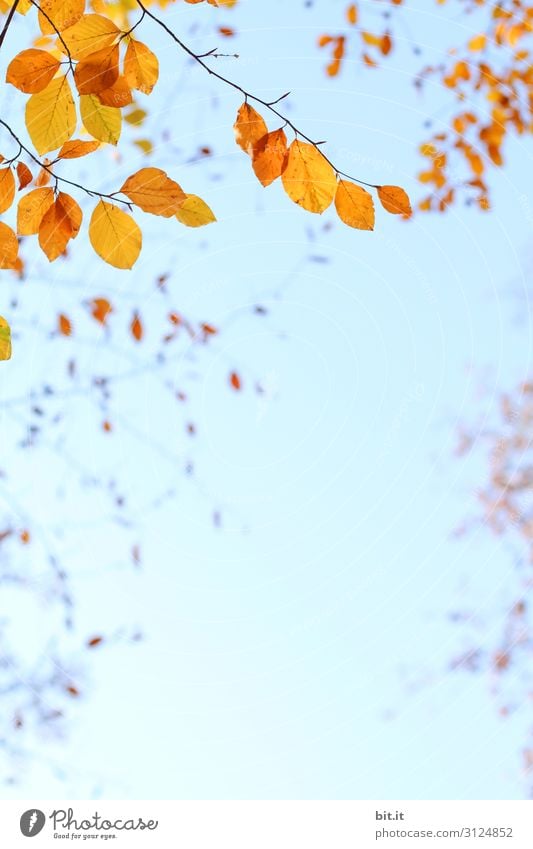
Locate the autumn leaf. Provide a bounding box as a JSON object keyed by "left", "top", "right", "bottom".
{"left": 58, "top": 313, "right": 72, "bottom": 336}
{"left": 234, "top": 102, "right": 268, "bottom": 156}
{"left": 74, "top": 44, "right": 120, "bottom": 95}
{"left": 252, "top": 128, "right": 288, "bottom": 186}
{"left": 60, "top": 14, "right": 120, "bottom": 60}
{"left": 89, "top": 297, "right": 113, "bottom": 325}
{"left": 130, "top": 311, "right": 143, "bottom": 341}
{"left": 229, "top": 371, "right": 241, "bottom": 390}
{"left": 335, "top": 180, "right": 375, "bottom": 230}
{"left": 80, "top": 93, "right": 121, "bottom": 145}
{"left": 0, "top": 315, "right": 11, "bottom": 361}
{"left": 26, "top": 76, "right": 76, "bottom": 155}
{"left": 16, "top": 163, "right": 33, "bottom": 190}
{"left": 120, "top": 168, "right": 186, "bottom": 216}
{"left": 0, "top": 168, "right": 15, "bottom": 214}
{"left": 0, "top": 223, "right": 18, "bottom": 271}
{"left": 39, "top": 0, "right": 84, "bottom": 34}
{"left": 124, "top": 39, "right": 159, "bottom": 95}
{"left": 17, "top": 187, "right": 54, "bottom": 235}
{"left": 97, "top": 76, "right": 133, "bottom": 108}
{"left": 6, "top": 49, "right": 60, "bottom": 94}
{"left": 57, "top": 139, "right": 100, "bottom": 159}
{"left": 38, "top": 193, "right": 82, "bottom": 261}
{"left": 377, "top": 184, "right": 412, "bottom": 216}
{"left": 89, "top": 200, "right": 142, "bottom": 269}
{"left": 175, "top": 194, "right": 216, "bottom": 227}
{"left": 281, "top": 140, "right": 337, "bottom": 213}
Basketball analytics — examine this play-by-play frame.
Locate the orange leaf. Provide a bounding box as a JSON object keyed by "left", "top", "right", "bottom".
{"left": 0, "top": 168, "right": 15, "bottom": 214}
{"left": 89, "top": 297, "right": 113, "bottom": 325}
{"left": 39, "top": 0, "right": 85, "bottom": 33}
{"left": 252, "top": 128, "right": 288, "bottom": 187}
{"left": 0, "top": 222, "right": 19, "bottom": 269}
{"left": 377, "top": 185, "right": 412, "bottom": 216}
{"left": 6, "top": 49, "right": 60, "bottom": 93}
{"left": 38, "top": 197, "right": 74, "bottom": 261}
{"left": 229, "top": 371, "right": 241, "bottom": 390}
{"left": 130, "top": 311, "right": 143, "bottom": 341}
{"left": 58, "top": 313, "right": 72, "bottom": 335}
{"left": 120, "top": 167, "right": 186, "bottom": 216}
{"left": 335, "top": 180, "right": 375, "bottom": 230}
{"left": 57, "top": 139, "right": 100, "bottom": 159}
{"left": 97, "top": 75, "right": 132, "bottom": 107}
{"left": 124, "top": 39, "right": 159, "bottom": 94}
{"left": 16, "top": 163, "right": 33, "bottom": 190}
{"left": 234, "top": 102, "right": 268, "bottom": 156}
{"left": 74, "top": 44, "right": 119, "bottom": 95}
{"left": 346, "top": 3, "right": 357, "bottom": 25}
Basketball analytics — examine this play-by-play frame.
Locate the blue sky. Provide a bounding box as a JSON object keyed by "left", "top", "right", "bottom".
{"left": 1, "top": 0, "right": 533, "bottom": 799}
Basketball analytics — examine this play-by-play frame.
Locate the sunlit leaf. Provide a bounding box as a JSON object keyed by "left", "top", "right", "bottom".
{"left": 6, "top": 48, "right": 60, "bottom": 93}
{"left": 74, "top": 43, "right": 119, "bottom": 95}
{"left": 120, "top": 167, "right": 186, "bottom": 216}
{"left": 281, "top": 140, "right": 337, "bottom": 213}
{"left": 0, "top": 168, "right": 15, "bottom": 213}
{"left": 234, "top": 102, "right": 268, "bottom": 156}
{"left": 0, "top": 224, "right": 18, "bottom": 272}
{"left": 124, "top": 39, "right": 159, "bottom": 95}
{"left": 334, "top": 179, "right": 375, "bottom": 230}
{"left": 175, "top": 194, "right": 216, "bottom": 227}
{"left": 17, "top": 187, "right": 54, "bottom": 235}
{"left": 59, "top": 13, "right": 119, "bottom": 59}
{"left": 57, "top": 139, "right": 100, "bottom": 159}
{"left": 25, "top": 76, "right": 76, "bottom": 155}
{"left": 89, "top": 200, "right": 141, "bottom": 269}
{"left": 0, "top": 315, "right": 11, "bottom": 361}
{"left": 252, "top": 128, "right": 288, "bottom": 187}
{"left": 80, "top": 93, "right": 121, "bottom": 145}
{"left": 377, "top": 184, "right": 412, "bottom": 216}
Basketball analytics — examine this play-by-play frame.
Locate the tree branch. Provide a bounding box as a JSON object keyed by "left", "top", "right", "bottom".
{"left": 134, "top": 0, "right": 378, "bottom": 189}
{"left": 0, "top": 0, "right": 20, "bottom": 51}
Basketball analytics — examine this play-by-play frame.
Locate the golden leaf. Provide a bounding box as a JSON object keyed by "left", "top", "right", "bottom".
{"left": 281, "top": 140, "right": 337, "bottom": 213}
{"left": 175, "top": 194, "right": 216, "bottom": 227}
{"left": 334, "top": 180, "right": 375, "bottom": 230}
{"left": 60, "top": 14, "right": 120, "bottom": 60}
{"left": 17, "top": 187, "right": 54, "bottom": 234}
{"left": 0, "top": 224, "right": 18, "bottom": 272}
{"left": 120, "top": 167, "right": 186, "bottom": 216}
{"left": 25, "top": 76, "right": 76, "bottom": 155}
{"left": 80, "top": 93, "right": 121, "bottom": 144}
{"left": 57, "top": 139, "right": 100, "bottom": 159}
{"left": 39, "top": 0, "right": 85, "bottom": 34}
{"left": 0, "top": 168, "right": 15, "bottom": 213}
{"left": 234, "top": 102, "right": 268, "bottom": 156}
{"left": 124, "top": 39, "right": 159, "bottom": 95}
{"left": 0, "top": 314, "right": 12, "bottom": 361}
{"left": 89, "top": 200, "right": 141, "bottom": 269}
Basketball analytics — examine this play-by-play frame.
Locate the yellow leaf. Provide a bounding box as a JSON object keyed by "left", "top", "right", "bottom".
{"left": 57, "top": 138, "right": 100, "bottom": 158}
{"left": 0, "top": 315, "right": 12, "bottom": 361}
{"left": 134, "top": 139, "right": 153, "bottom": 155}
{"left": 0, "top": 168, "right": 15, "bottom": 213}
{"left": 60, "top": 14, "right": 120, "bottom": 60}
{"left": 234, "top": 102, "right": 268, "bottom": 156}
{"left": 252, "top": 128, "right": 288, "bottom": 187}
{"left": 6, "top": 48, "right": 60, "bottom": 93}
{"left": 80, "top": 93, "right": 121, "bottom": 145}
{"left": 25, "top": 76, "right": 76, "bottom": 155}
{"left": 377, "top": 184, "right": 412, "bottom": 216}
{"left": 124, "top": 39, "right": 159, "bottom": 95}
{"left": 124, "top": 108, "right": 146, "bottom": 126}
{"left": 281, "top": 140, "right": 337, "bottom": 213}
{"left": 89, "top": 200, "right": 141, "bottom": 269}
{"left": 0, "top": 223, "right": 18, "bottom": 272}
{"left": 120, "top": 167, "right": 186, "bottom": 216}
{"left": 334, "top": 180, "right": 375, "bottom": 230}
{"left": 468, "top": 34, "right": 487, "bottom": 51}
{"left": 175, "top": 194, "right": 216, "bottom": 227}
{"left": 17, "top": 187, "right": 54, "bottom": 234}
{"left": 74, "top": 43, "right": 119, "bottom": 95}
{"left": 39, "top": 0, "right": 85, "bottom": 33}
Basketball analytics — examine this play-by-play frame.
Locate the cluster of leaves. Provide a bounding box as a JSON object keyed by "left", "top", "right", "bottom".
{"left": 315, "top": 0, "right": 533, "bottom": 212}
{"left": 233, "top": 101, "right": 411, "bottom": 226}
{"left": 454, "top": 382, "right": 533, "bottom": 790}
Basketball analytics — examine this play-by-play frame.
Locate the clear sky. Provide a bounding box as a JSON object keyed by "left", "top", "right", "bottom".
{"left": 1, "top": 0, "right": 533, "bottom": 800}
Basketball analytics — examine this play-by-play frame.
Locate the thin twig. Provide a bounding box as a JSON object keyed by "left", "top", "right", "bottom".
{"left": 0, "top": 0, "right": 20, "bottom": 51}
{"left": 134, "top": 0, "right": 378, "bottom": 189}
